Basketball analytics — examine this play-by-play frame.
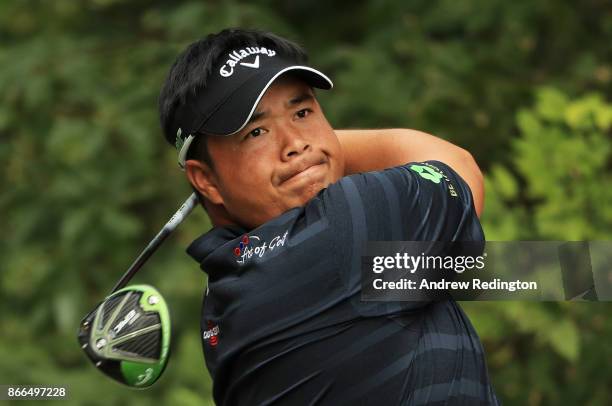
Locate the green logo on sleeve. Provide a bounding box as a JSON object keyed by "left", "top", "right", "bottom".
{"left": 409, "top": 164, "right": 444, "bottom": 184}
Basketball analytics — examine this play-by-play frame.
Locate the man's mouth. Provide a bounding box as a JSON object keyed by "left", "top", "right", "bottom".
{"left": 279, "top": 158, "right": 327, "bottom": 186}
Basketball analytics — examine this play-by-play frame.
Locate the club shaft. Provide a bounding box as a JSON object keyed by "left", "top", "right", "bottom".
{"left": 111, "top": 193, "right": 199, "bottom": 293}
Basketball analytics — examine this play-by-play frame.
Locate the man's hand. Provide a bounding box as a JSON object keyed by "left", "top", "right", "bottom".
{"left": 335, "top": 129, "right": 484, "bottom": 216}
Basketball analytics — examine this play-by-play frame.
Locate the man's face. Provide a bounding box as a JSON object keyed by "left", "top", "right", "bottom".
{"left": 204, "top": 75, "right": 344, "bottom": 229}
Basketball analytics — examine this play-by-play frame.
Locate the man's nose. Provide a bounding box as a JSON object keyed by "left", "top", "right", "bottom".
{"left": 279, "top": 126, "right": 310, "bottom": 161}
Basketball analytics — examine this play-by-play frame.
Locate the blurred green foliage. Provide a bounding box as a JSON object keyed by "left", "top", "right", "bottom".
{"left": 1, "top": 1, "right": 611, "bottom": 405}
{"left": 468, "top": 88, "right": 612, "bottom": 405}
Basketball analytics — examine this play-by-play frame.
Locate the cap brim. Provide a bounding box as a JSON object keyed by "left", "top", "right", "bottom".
{"left": 198, "top": 65, "right": 333, "bottom": 136}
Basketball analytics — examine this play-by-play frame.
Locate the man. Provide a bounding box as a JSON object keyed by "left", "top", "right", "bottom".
{"left": 158, "top": 28, "right": 498, "bottom": 405}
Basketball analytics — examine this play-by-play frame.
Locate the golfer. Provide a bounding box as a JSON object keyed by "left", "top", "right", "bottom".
{"left": 158, "top": 28, "right": 499, "bottom": 405}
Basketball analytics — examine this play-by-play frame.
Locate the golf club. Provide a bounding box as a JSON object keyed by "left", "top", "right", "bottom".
{"left": 77, "top": 193, "right": 198, "bottom": 388}
{"left": 112, "top": 193, "right": 199, "bottom": 293}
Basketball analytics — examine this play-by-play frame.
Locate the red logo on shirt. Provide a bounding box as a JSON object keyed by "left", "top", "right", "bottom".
{"left": 232, "top": 232, "right": 288, "bottom": 264}
{"left": 233, "top": 235, "right": 251, "bottom": 257}
{"left": 203, "top": 321, "right": 219, "bottom": 347}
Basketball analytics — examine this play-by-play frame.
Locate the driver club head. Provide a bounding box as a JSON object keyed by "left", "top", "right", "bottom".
{"left": 77, "top": 285, "right": 171, "bottom": 388}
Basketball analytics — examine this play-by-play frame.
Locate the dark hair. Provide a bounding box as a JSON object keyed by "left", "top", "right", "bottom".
{"left": 158, "top": 28, "right": 309, "bottom": 169}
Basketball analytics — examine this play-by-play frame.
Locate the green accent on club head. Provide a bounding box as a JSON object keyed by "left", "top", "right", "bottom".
{"left": 121, "top": 359, "right": 165, "bottom": 388}
{"left": 86, "top": 284, "right": 171, "bottom": 388}
{"left": 136, "top": 285, "right": 171, "bottom": 367}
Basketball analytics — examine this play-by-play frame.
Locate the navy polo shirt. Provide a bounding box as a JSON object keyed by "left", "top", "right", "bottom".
{"left": 187, "top": 161, "right": 499, "bottom": 405}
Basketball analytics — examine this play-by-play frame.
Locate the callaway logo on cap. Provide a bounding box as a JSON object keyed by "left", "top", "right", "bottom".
{"left": 171, "top": 45, "right": 333, "bottom": 169}
{"left": 218, "top": 46, "right": 277, "bottom": 77}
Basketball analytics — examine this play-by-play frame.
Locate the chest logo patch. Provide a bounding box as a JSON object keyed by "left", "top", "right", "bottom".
{"left": 233, "top": 231, "right": 289, "bottom": 264}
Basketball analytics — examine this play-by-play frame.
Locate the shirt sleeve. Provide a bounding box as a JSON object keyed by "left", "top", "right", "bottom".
{"left": 320, "top": 160, "right": 484, "bottom": 314}
{"left": 342, "top": 160, "right": 483, "bottom": 242}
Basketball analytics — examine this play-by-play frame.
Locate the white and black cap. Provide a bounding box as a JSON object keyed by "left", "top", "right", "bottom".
{"left": 172, "top": 45, "right": 333, "bottom": 169}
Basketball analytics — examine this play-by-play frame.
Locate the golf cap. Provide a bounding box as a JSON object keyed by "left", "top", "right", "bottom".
{"left": 172, "top": 45, "right": 333, "bottom": 169}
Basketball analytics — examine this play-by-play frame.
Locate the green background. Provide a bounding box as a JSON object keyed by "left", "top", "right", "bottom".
{"left": 1, "top": 1, "right": 611, "bottom": 404}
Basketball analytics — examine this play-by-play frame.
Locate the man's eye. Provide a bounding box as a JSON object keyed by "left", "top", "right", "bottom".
{"left": 296, "top": 108, "right": 311, "bottom": 119}
{"left": 248, "top": 128, "right": 264, "bottom": 138}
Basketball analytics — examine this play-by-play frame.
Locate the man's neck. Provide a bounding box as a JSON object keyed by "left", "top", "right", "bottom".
{"left": 204, "top": 199, "right": 242, "bottom": 229}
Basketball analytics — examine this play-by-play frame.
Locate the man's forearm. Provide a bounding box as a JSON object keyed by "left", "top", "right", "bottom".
{"left": 335, "top": 128, "right": 484, "bottom": 216}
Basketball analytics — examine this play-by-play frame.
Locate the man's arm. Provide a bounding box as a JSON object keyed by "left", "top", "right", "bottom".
{"left": 335, "top": 129, "right": 484, "bottom": 216}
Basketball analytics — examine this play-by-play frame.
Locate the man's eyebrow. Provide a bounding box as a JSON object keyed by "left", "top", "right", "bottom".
{"left": 247, "top": 110, "right": 266, "bottom": 125}
{"left": 288, "top": 92, "right": 314, "bottom": 106}
{"left": 246, "top": 92, "right": 314, "bottom": 126}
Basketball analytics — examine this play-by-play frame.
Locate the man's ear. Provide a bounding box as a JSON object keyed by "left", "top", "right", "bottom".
{"left": 184, "top": 160, "right": 224, "bottom": 206}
